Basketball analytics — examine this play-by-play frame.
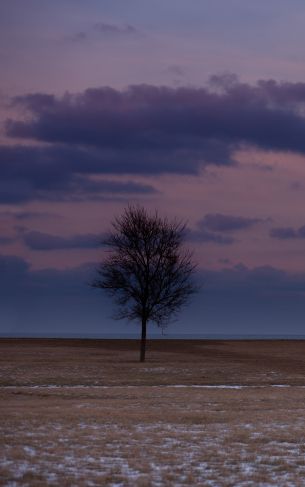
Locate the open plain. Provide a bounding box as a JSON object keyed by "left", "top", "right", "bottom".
{"left": 2, "top": 339, "right": 305, "bottom": 486}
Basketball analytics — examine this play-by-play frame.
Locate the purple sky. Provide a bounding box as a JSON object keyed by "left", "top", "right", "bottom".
{"left": 2, "top": 0, "right": 305, "bottom": 337}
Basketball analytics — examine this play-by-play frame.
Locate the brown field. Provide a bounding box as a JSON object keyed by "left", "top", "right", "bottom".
{"left": 2, "top": 339, "right": 305, "bottom": 486}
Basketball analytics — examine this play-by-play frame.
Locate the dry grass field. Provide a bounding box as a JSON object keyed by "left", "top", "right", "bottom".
{"left": 2, "top": 339, "right": 305, "bottom": 486}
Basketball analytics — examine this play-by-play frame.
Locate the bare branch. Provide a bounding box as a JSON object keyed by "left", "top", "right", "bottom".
{"left": 90, "top": 205, "right": 198, "bottom": 360}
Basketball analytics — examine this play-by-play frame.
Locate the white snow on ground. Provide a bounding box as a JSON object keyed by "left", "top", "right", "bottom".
{"left": 23, "top": 446, "right": 36, "bottom": 457}
{"left": 141, "top": 367, "right": 167, "bottom": 372}
{"left": 2, "top": 421, "right": 305, "bottom": 486}
{"left": 0, "top": 384, "right": 300, "bottom": 389}
{"left": 3, "top": 384, "right": 305, "bottom": 485}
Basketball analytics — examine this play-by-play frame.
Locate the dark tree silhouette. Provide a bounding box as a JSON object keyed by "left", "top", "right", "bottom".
{"left": 92, "top": 206, "right": 197, "bottom": 362}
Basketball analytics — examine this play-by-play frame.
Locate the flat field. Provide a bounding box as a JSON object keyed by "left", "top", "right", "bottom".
{"left": 2, "top": 339, "right": 305, "bottom": 486}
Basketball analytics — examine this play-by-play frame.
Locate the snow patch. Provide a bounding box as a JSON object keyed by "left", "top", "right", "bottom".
{"left": 23, "top": 446, "right": 36, "bottom": 457}
{"left": 1, "top": 383, "right": 300, "bottom": 390}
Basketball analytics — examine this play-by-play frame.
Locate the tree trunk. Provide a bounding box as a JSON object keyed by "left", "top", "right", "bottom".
{"left": 140, "top": 317, "right": 147, "bottom": 362}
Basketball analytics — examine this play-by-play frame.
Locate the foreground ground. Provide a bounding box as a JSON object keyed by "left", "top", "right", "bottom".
{"left": 1, "top": 339, "right": 305, "bottom": 486}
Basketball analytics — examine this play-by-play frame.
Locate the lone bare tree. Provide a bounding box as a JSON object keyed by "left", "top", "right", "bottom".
{"left": 92, "top": 206, "right": 197, "bottom": 362}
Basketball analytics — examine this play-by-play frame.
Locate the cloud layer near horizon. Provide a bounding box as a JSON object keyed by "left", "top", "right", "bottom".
{"left": 2, "top": 253, "right": 305, "bottom": 336}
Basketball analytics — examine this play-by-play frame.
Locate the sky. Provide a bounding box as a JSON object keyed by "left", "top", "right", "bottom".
{"left": 2, "top": 0, "right": 305, "bottom": 337}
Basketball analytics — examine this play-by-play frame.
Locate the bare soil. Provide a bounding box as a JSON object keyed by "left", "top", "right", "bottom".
{"left": 1, "top": 339, "right": 305, "bottom": 486}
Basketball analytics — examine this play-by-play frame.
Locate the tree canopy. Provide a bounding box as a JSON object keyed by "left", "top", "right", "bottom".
{"left": 92, "top": 206, "right": 197, "bottom": 361}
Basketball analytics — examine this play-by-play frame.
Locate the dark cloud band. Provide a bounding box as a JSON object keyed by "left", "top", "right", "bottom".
{"left": 22, "top": 231, "right": 104, "bottom": 250}
{"left": 7, "top": 78, "right": 305, "bottom": 155}
{"left": 270, "top": 225, "right": 305, "bottom": 239}
{"left": 3, "top": 76, "right": 305, "bottom": 204}
{"left": 199, "top": 213, "right": 262, "bottom": 232}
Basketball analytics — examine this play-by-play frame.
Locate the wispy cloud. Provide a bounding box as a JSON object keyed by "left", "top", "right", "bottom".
{"left": 66, "top": 22, "right": 142, "bottom": 43}
{"left": 187, "top": 212, "right": 264, "bottom": 245}
{"left": 22, "top": 231, "right": 105, "bottom": 251}
{"left": 270, "top": 226, "right": 305, "bottom": 239}
{"left": 187, "top": 228, "right": 235, "bottom": 245}
{"left": 165, "top": 65, "right": 185, "bottom": 77}
{"left": 200, "top": 214, "right": 263, "bottom": 232}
